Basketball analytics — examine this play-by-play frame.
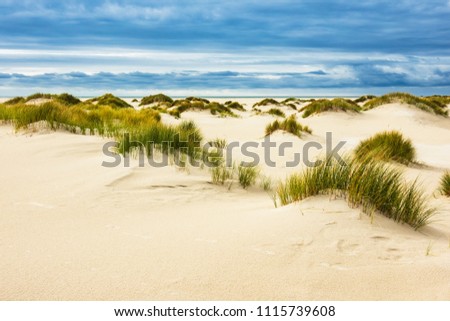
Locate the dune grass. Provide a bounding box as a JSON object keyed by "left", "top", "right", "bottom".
{"left": 0, "top": 100, "right": 161, "bottom": 135}
{"left": 363, "top": 92, "right": 448, "bottom": 116}
{"left": 354, "top": 131, "right": 416, "bottom": 165}
{"left": 140, "top": 93, "right": 174, "bottom": 106}
{"left": 210, "top": 162, "right": 234, "bottom": 186}
{"left": 224, "top": 101, "right": 245, "bottom": 111}
{"left": 25, "top": 93, "right": 54, "bottom": 101}
{"left": 116, "top": 120, "right": 203, "bottom": 160}
{"left": 266, "top": 108, "right": 286, "bottom": 117}
{"left": 5, "top": 93, "right": 81, "bottom": 106}
{"left": 440, "top": 172, "right": 450, "bottom": 196}
{"left": 265, "top": 115, "right": 312, "bottom": 138}
{"left": 55, "top": 93, "right": 82, "bottom": 106}
{"left": 4, "top": 97, "right": 26, "bottom": 105}
{"left": 276, "top": 157, "right": 435, "bottom": 229}
{"left": 238, "top": 165, "right": 260, "bottom": 189}
{"left": 253, "top": 98, "right": 280, "bottom": 107}
{"left": 169, "top": 99, "right": 237, "bottom": 118}
{"left": 86, "top": 93, "right": 132, "bottom": 109}
{"left": 354, "top": 95, "right": 376, "bottom": 103}
{"left": 424, "top": 95, "right": 450, "bottom": 109}
{"left": 300, "top": 98, "right": 361, "bottom": 118}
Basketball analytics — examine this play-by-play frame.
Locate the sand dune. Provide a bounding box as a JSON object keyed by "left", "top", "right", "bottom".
{"left": 0, "top": 99, "right": 449, "bottom": 300}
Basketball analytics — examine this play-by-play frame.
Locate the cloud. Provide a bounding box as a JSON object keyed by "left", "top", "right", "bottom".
{"left": 0, "top": 1, "right": 449, "bottom": 94}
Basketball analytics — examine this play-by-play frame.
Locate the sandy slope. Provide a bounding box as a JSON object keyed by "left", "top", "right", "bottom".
{"left": 0, "top": 100, "right": 449, "bottom": 300}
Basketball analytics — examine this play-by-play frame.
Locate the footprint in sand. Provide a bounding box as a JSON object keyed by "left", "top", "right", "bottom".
{"left": 336, "top": 239, "right": 361, "bottom": 255}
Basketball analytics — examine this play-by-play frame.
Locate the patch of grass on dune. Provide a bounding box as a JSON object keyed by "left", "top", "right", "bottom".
{"left": 25, "top": 93, "right": 54, "bottom": 101}
{"left": 140, "top": 93, "right": 174, "bottom": 106}
{"left": 300, "top": 98, "right": 361, "bottom": 118}
{"left": 353, "top": 95, "right": 376, "bottom": 104}
{"left": 224, "top": 101, "right": 245, "bottom": 111}
{"left": 354, "top": 131, "right": 416, "bottom": 165}
{"left": 185, "top": 96, "right": 210, "bottom": 104}
{"left": 424, "top": 95, "right": 450, "bottom": 109}
{"left": 440, "top": 172, "right": 450, "bottom": 196}
{"left": 86, "top": 93, "right": 132, "bottom": 109}
{"left": 4, "top": 97, "right": 26, "bottom": 105}
{"left": 363, "top": 92, "right": 448, "bottom": 116}
{"left": 0, "top": 100, "right": 160, "bottom": 135}
{"left": 169, "top": 99, "right": 237, "bottom": 118}
{"left": 276, "top": 157, "right": 435, "bottom": 229}
{"left": 265, "top": 115, "right": 312, "bottom": 138}
{"left": 56, "top": 93, "right": 81, "bottom": 106}
{"left": 117, "top": 120, "right": 203, "bottom": 160}
{"left": 266, "top": 108, "right": 286, "bottom": 117}
{"left": 238, "top": 164, "right": 260, "bottom": 189}
{"left": 253, "top": 98, "right": 280, "bottom": 107}
{"left": 5, "top": 93, "right": 81, "bottom": 106}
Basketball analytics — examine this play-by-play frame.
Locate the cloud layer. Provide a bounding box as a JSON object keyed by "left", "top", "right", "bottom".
{"left": 1, "top": 0, "right": 450, "bottom": 95}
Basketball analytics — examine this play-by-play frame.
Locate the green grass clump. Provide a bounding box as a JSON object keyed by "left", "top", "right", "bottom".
{"left": 363, "top": 92, "right": 448, "bottom": 116}
{"left": 4, "top": 97, "right": 25, "bottom": 105}
{"left": 211, "top": 163, "right": 234, "bottom": 186}
{"left": 117, "top": 120, "right": 203, "bottom": 160}
{"left": 440, "top": 172, "right": 450, "bottom": 196}
{"left": 238, "top": 165, "right": 259, "bottom": 189}
{"left": 55, "top": 93, "right": 81, "bottom": 106}
{"left": 354, "top": 95, "right": 376, "bottom": 103}
{"left": 265, "top": 115, "right": 312, "bottom": 138}
{"left": 276, "top": 157, "right": 435, "bottom": 229}
{"left": 140, "top": 93, "right": 174, "bottom": 106}
{"left": 185, "top": 96, "right": 210, "bottom": 104}
{"left": 25, "top": 93, "right": 54, "bottom": 102}
{"left": 300, "top": 98, "right": 361, "bottom": 118}
{"left": 354, "top": 131, "right": 416, "bottom": 165}
{"left": 266, "top": 108, "right": 286, "bottom": 117}
{"left": 253, "top": 98, "right": 280, "bottom": 107}
{"left": 87, "top": 93, "right": 132, "bottom": 109}
{"left": 0, "top": 100, "right": 160, "bottom": 135}
{"left": 224, "top": 101, "right": 245, "bottom": 110}
{"left": 424, "top": 95, "right": 450, "bottom": 109}
{"left": 170, "top": 99, "right": 237, "bottom": 118}
{"left": 5, "top": 93, "right": 81, "bottom": 106}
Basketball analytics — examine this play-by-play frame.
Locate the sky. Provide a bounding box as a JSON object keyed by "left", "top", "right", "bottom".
{"left": 1, "top": 0, "right": 450, "bottom": 96}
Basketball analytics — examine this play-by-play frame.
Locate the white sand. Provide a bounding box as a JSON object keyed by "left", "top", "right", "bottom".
{"left": 0, "top": 100, "right": 449, "bottom": 300}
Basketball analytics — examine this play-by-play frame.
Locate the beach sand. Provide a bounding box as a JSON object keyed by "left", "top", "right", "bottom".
{"left": 0, "top": 99, "right": 449, "bottom": 300}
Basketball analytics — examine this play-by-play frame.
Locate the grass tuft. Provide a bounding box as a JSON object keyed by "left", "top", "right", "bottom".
{"left": 440, "top": 171, "right": 450, "bottom": 196}
{"left": 4, "top": 97, "right": 26, "bottom": 105}
{"left": 266, "top": 108, "right": 286, "bottom": 117}
{"left": 253, "top": 98, "right": 280, "bottom": 107}
{"left": 276, "top": 157, "right": 435, "bottom": 229}
{"left": 238, "top": 165, "right": 259, "bottom": 189}
{"left": 363, "top": 92, "right": 448, "bottom": 116}
{"left": 265, "top": 115, "right": 312, "bottom": 138}
{"left": 140, "top": 93, "right": 174, "bottom": 106}
{"left": 300, "top": 98, "right": 361, "bottom": 118}
{"left": 86, "top": 93, "right": 132, "bottom": 109}
{"left": 354, "top": 131, "right": 416, "bottom": 165}
{"left": 353, "top": 95, "right": 376, "bottom": 103}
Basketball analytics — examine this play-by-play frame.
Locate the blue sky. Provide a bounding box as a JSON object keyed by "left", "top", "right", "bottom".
{"left": 1, "top": 0, "right": 450, "bottom": 96}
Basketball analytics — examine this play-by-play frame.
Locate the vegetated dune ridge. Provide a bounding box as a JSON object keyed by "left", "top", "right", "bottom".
{"left": 0, "top": 97, "right": 449, "bottom": 300}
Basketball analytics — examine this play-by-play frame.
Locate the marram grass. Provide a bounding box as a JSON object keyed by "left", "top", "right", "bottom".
{"left": 265, "top": 115, "right": 312, "bottom": 138}
{"left": 363, "top": 92, "right": 448, "bottom": 116}
{"left": 266, "top": 108, "right": 286, "bottom": 117}
{"left": 238, "top": 165, "right": 260, "bottom": 189}
{"left": 354, "top": 131, "right": 416, "bottom": 165}
{"left": 300, "top": 98, "right": 361, "bottom": 118}
{"left": 276, "top": 157, "right": 435, "bottom": 229}
{"left": 440, "top": 171, "right": 450, "bottom": 197}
